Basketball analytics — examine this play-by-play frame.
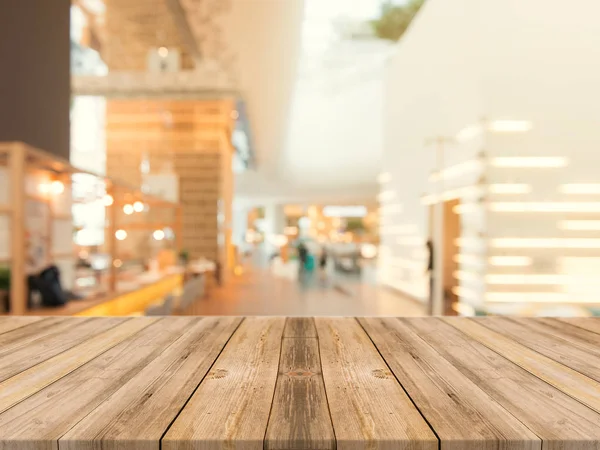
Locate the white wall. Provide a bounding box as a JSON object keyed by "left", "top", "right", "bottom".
{"left": 479, "top": 0, "right": 600, "bottom": 313}
{"left": 379, "top": 0, "right": 484, "bottom": 301}
{"left": 381, "top": 0, "right": 600, "bottom": 315}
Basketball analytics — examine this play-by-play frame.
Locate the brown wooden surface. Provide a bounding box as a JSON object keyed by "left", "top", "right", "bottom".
{"left": 1, "top": 317, "right": 600, "bottom": 449}
{"left": 315, "top": 317, "right": 437, "bottom": 450}
{"left": 358, "top": 317, "right": 539, "bottom": 450}
{"left": 265, "top": 318, "right": 334, "bottom": 450}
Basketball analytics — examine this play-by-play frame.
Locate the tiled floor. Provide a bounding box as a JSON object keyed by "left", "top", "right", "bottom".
{"left": 180, "top": 266, "right": 426, "bottom": 317}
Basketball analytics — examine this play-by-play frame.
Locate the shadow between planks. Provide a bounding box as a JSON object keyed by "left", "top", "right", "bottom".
{"left": 1, "top": 316, "right": 600, "bottom": 450}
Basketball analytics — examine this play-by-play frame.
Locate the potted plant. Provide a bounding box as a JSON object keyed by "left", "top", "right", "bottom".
{"left": 179, "top": 249, "right": 190, "bottom": 266}
{"left": 371, "top": 0, "right": 424, "bottom": 42}
{"left": 0, "top": 267, "right": 10, "bottom": 313}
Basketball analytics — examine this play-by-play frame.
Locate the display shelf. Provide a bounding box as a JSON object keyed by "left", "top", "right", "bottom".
{"left": 0, "top": 141, "right": 182, "bottom": 315}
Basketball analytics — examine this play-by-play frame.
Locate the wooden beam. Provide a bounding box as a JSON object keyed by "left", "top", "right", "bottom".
{"left": 107, "top": 183, "right": 117, "bottom": 293}
{"left": 163, "top": 0, "right": 202, "bottom": 65}
{"left": 9, "top": 143, "right": 26, "bottom": 315}
{"left": 73, "top": 0, "right": 106, "bottom": 54}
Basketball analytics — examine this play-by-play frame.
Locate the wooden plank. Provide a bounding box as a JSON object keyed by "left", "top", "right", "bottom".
{"left": 0, "top": 317, "right": 194, "bottom": 450}
{"left": 0, "top": 317, "right": 124, "bottom": 382}
{"left": 477, "top": 317, "right": 600, "bottom": 383}
{"left": 0, "top": 316, "right": 45, "bottom": 335}
{"left": 0, "top": 317, "right": 78, "bottom": 357}
{"left": 358, "top": 318, "right": 539, "bottom": 450}
{"left": 443, "top": 317, "right": 600, "bottom": 414}
{"left": 265, "top": 318, "right": 334, "bottom": 450}
{"left": 283, "top": 317, "right": 317, "bottom": 338}
{"left": 513, "top": 317, "right": 600, "bottom": 349}
{"left": 404, "top": 318, "right": 600, "bottom": 450}
{"left": 315, "top": 317, "right": 437, "bottom": 450}
{"left": 0, "top": 316, "right": 67, "bottom": 347}
{"left": 60, "top": 317, "right": 242, "bottom": 450}
{"left": 556, "top": 317, "right": 600, "bottom": 336}
{"left": 163, "top": 317, "right": 286, "bottom": 450}
{"left": 0, "top": 317, "right": 155, "bottom": 413}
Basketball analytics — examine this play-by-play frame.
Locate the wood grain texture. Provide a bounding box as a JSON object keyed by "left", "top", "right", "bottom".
{"left": 0, "top": 318, "right": 191, "bottom": 450}
{"left": 315, "top": 317, "right": 438, "bottom": 450}
{"left": 358, "top": 317, "right": 540, "bottom": 450}
{"left": 477, "top": 317, "right": 600, "bottom": 383}
{"left": 162, "top": 317, "right": 286, "bottom": 450}
{"left": 0, "top": 317, "right": 125, "bottom": 382}
{"left": 0, "top": 317, "right": 598, "bottom": 450}
{"left": 0, "top": 317, "right": 44, "bottom": 335}
{"left": 0, "top": 316, "right": 68, "bottom": 349}
{"left": 283, "top": 317, "right": 317, "bottom": 338}
{"left": 529, "top": 318, "right": 600, "bottom": 346}
{"left": 443, "top": 317, "right": 600, "bottom": 414}
{"left": 0, "top": 317, "right": 154, "bottom": 414}
{"left": 406, "top": 318, "right": 600, "bottom": 450}
{"left": 60, "top": 316, "right": 242, "bottom": 450}
{"left": 557, "top": 317, "right": 600, "bottom": 336}
{"left": 514, "top": 317, "right": 600, "bottom": 350}
{"left": 265, "top": 318, "right": 334, "bottom": 450}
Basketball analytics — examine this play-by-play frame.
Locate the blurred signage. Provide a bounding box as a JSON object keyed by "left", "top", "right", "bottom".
{"left": 142, "top": 174, "right": 179, "bottom": 203}
{"left": 323, "top": 206, "right": 367, "bottom": 218}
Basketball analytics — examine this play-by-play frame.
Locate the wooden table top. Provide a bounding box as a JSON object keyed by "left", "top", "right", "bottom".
{"left": 1, "top": 316, "right": 600, "bottom": 450}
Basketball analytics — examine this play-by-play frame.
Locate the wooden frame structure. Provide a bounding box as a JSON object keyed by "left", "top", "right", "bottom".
{"left": 0, "top": 141, "right": 182, "bottom": 315}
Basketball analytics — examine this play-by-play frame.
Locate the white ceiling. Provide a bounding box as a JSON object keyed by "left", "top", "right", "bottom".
{"left": 232, "top": 1, "right": 392, "bottom": 203}
{"left": 178, "top": 0, "right": 391, "bottom": 204}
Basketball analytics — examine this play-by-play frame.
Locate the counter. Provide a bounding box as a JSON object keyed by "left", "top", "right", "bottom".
{"left": 23, "top": 272, "right": 183, "bottom": 316}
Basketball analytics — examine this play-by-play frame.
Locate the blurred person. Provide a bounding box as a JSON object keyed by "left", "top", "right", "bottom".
{"left": 320, "top": 246, "right": 328, "bottom": 272}
{"left": 297, "top": 241, "right": 308, "bottom": 267}
{"left": 426, "top": 239, "right": 434, "bottom": 315}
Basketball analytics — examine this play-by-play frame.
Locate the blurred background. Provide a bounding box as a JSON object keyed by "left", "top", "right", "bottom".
{"left": 1, "top": 0, "right": 599, "bottom": 317}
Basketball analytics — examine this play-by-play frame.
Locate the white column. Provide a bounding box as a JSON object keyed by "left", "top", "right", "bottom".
{"left": 232, "top": 203, "right": 248, "bottom": 250}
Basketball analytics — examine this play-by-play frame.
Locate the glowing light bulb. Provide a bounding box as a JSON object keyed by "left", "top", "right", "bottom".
{"left": 115, "top": 229, "right": 127, "bottom": 241}
{"left": 360, "top": 244, "right": 377, "bottom": 259}
{"left": 51, "top": 181, "right": 65, "bottom": 194}
{"left": 153, "top": 229, "right": 165, "bottom": 241}
{"left": 133, "top": 201, "right": 144, "bottom": 212}
{"left": 123, "top": 204, "right": 134, "bottom": 215}
{"left": 103, "top": 194, "right": 114, "bottom": 206}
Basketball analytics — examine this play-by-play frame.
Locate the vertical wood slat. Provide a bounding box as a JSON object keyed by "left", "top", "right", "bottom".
{"left": 265, "top": 318, "right": 335, "bottom": 450}
{"left": 283, "top": 317, "right": 317, "bottom": 338}
{"left": 107, "top": 182, "right": 117, "bottom": 292}
{"left": 315, "top": 317, "right": 438, "bottom": 450}
{"left": 358, "top": 317, "right": 540, "bottom": 450}
{"left": 163, "top": 317, "right": 285, "bottom": 450}
{"left": 9, "top": 142, "right": 26, "bottom": 314}
{"left": 406, "top": 318, "right": 600, "bottom": 450}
